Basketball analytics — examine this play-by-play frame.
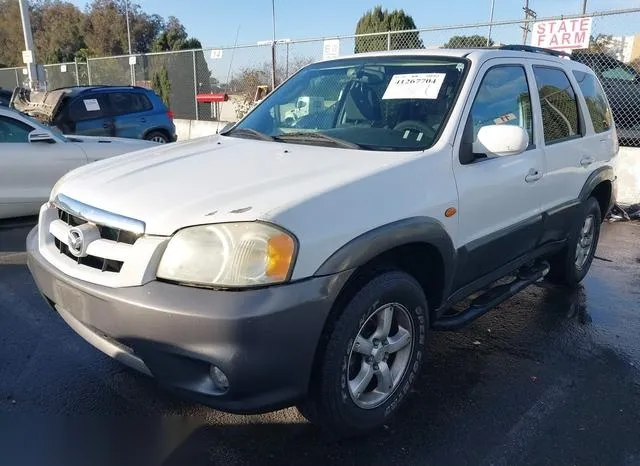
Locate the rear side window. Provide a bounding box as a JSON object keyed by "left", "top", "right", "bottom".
{"left": 532, "top": 67, "right": 580, "bottom": 145}
{"left": 573, "top": 71, "right": 613, "bottom": 133}
{"left": 67, "top": 94, "right": 109, "bottom": 121}
{"left": 108, "top": 92, "right": 153, "bottom": 116}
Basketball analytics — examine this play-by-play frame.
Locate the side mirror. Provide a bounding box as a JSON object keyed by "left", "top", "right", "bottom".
{"left": 472, "top": 125, "right": 529, "bottom": 158}
{"left": 28, "top": 130, "right": 55, "bottom": 144}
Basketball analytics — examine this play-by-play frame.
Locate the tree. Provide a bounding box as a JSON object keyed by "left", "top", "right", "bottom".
{"left": 0, "top": 0, "right": 25, "bottom": 66}
{"left": 354, "top": 6, "right": 423, "bottom": 53}
{"left": 444, "top": 35, "right": 494, "bottom": 48}
{"left": 152, "top": 66, "right": 171, "bottom": 107}
{"left": 32, "top": 1, "right": 87, "bottom": 64}
{"left": 84, "top": 0, "right": 163, "bottom": 56}
{"left": 152, "top": 16, "right": 201, "bottom": 52}
{"left": 588, "top": 34, "right": 614, "bottom": 53}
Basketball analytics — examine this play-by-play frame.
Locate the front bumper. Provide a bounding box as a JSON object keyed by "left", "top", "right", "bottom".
{"left": 27, "top": 227, "right": 351, "bottom": 414}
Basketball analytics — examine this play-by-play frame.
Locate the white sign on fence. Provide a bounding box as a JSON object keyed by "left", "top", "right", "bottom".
{"left": 60, "top": 64, "right": 67, "bottom": 73}
{"left": 22, "top": 50, "right": 33, "bottom": 64}
{"left": 531, "top": 17, "right": 592, "bottom": 51}
{"left": 210, "top": 49, "right": 223, "bottom": 59}
{"left": 129, "top": 56, "right": 137, "bottom": 65}
{"left": 323, "top": 39, "right": 340, "bottom": 60}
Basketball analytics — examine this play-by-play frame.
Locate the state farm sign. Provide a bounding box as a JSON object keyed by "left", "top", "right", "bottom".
{"left": 531, "top": 17, "right": 593, "bottom": 51}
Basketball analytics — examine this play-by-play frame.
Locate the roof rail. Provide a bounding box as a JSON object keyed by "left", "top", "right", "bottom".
{"left": 498, "top": 44, "right": 571, "bottom": 58}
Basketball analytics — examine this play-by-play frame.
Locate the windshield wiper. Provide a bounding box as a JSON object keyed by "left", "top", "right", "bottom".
{"left": 221, "top": 127, "right": 275, "bottom": 141}
{"left": 274, "top": 132, "right": 363, "bottom": 149}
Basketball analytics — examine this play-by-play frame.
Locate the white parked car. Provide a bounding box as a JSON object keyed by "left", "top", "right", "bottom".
{"left": 0, "top": 107, "right": 156, "bottom": 219}
{"left": 27, "top": 46, "right": 617, "bottom": 437}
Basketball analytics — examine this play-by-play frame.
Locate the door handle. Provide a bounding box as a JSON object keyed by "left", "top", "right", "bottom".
{"left": 580, "top": 156, "right": 595, "bottom": 167}
{"left": 525, "top": 169, "right": 543, "bottom": 183}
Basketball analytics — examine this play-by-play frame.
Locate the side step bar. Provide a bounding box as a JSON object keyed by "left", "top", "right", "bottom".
{"left": 432, "top": 261, "right": 550, "bottom": 331}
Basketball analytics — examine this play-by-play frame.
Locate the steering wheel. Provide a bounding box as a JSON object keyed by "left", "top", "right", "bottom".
{"left": 393, "top": 120, "right": 437, "bottom": 141}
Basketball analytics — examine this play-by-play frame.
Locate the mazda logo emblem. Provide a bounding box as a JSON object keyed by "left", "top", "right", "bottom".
{"left": 67, "top": 228, "right": 85, "bottom": 257}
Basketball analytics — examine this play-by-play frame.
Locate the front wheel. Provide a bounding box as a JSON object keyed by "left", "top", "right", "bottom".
{"left": 548, "top": 197, "right": 602, "bottom": 286}
{"left": 299, "top": 270, "right": 428, "bottom": 438}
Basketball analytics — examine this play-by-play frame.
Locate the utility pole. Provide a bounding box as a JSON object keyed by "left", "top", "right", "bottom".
{"left": 18, "top": 0, "right": 38, "bottom": 89}
{"left": 125, "top": 0, "right": 135, "bottom": 86}
{"left": 521, "top": 0, "right": 537, "bottom": 45}
{"left": 271, "top": 0, "right": 277, "bottom": 91}
{"left": 487, "top": 0, "right": 496, "bottom": 46}
{"left": 582, "top": 0, "right": 587, "bottom": 14}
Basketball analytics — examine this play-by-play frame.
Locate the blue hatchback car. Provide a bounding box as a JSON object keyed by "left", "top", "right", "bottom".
{"left": 48, "top": 86, "right": 177, "bottom": 143}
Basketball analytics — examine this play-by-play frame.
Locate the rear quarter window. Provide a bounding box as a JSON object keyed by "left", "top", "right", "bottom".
{"left": 108, "top": 92, "right": 153, "bottom": 116}
{"left": 572, "top": 70, "right": 613, "bottom": 133}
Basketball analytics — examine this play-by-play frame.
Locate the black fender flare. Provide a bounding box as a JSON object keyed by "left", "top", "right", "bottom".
{"left": 314, "top": 217, "right": 456, "bottom": 301}
{"left": 579, "top": 165, "right": 616, "bottom": 213}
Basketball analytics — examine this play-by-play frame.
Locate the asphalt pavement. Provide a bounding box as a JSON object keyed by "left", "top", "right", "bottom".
{"left": 1, "top": 220, "right": 639, "bottom": 466}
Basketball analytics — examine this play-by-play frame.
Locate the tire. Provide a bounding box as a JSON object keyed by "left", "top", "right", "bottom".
{"left": 145, "top": 131, "right": 169, "bottom": 144}
{"left": 548, "top": 196, "right": 602, "bottom": 286}
{"left": 299, "top": 270, "right": 428, "bottom": 438}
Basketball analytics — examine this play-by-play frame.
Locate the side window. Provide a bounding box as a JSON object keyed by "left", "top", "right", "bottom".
{"left": 469, "top": 65, "right": 534, "bottom": 145}
{"left": 532, "top": 67, "right": 581, "bottom": 144}
{"left": 67, "top": 94, "right": 109, "bottom": 121}
{"left": 0, "top": 116, "right": 32, "bottom": 143}
{"left": 108, "top": 92, "right": 152, "bottom": 116}
{"left": 572, "top": 71, "right": 613, "bottom": 133}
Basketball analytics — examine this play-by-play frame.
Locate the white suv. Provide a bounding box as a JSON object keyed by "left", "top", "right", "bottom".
{"left": 27, "top": 46, "right": 617, "bottom": 437}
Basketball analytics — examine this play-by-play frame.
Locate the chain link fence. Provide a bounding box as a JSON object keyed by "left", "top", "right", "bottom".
{"left": 0, "top": 67, "right": 22, "bottom": 90}
{"left": 0, "top": 7, "right": 638, "bottom": 144}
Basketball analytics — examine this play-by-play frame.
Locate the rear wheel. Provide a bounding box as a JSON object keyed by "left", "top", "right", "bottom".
{"left": 548, "top": 197, "right": 601, "bottom": 286}
{"left": 299, "top": 270, "right": 428, "bottom": 438}
{"left": 145, "top": 131, "right": 169, "bottom": 143}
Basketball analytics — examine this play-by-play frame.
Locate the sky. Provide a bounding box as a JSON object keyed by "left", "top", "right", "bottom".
{"left": 67, "top": 0, "right": 640, "bottom": 48}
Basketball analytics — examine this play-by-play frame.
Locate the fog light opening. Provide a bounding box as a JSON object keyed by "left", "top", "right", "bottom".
{"left": 210, "top": 365, "right": 229, "bottom": 393}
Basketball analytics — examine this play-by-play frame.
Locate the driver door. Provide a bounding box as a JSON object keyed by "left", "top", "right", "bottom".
{"left": 0, "top": 115, "right": 87, "bottom": 218}
{"left": 452, "top": 60, "right": 546, "bottom": 287}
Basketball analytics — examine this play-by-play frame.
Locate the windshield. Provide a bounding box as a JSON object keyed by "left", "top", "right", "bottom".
{"left": 230, "top": 56, "right": 468, "bottom": 151}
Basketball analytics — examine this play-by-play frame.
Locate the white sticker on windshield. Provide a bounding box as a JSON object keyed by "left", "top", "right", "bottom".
{"left": 83, "top": 99, "right": 100, "bottom": 112}
{"left": 382, "top": 73, "right": 446, "bottom": 100}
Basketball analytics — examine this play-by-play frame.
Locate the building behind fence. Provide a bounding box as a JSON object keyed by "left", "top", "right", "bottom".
{"left": 0, "top": 7, "right": 639, "bottom": 144}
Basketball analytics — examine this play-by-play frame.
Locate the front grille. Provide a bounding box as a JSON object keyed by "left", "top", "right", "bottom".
{"left": 57, "top": 208, "right": 138, "bottom": 245}
{"left": 52, "top": 206, "right": 140, "bottom": 273}
{"left": 54, "top": 237, "right": 124, "bottom": 273}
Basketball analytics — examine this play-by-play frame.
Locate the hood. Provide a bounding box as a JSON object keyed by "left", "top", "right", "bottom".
{"left": 54, "top": 136, "right": 412, "bottom": 235}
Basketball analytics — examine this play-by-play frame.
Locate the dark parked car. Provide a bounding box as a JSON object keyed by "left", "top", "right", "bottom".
{"left": 0, "top": 88, "right": 12, "bottom": 107}
{"left": 573, "top": 52, "right": 640, "bottom": 144}
{"left": 12, "top": 85, "right": 177, "bottom": 143}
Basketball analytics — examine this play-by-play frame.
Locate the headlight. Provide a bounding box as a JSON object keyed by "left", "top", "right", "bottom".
{"left": 157, "top": 222, "right": 297, "bottom": 287}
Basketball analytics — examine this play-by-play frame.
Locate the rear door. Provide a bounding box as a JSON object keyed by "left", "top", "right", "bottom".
{"left": 0, "top": 115, "right": 86, "bottom": 218}
{"left": 527, "top": 62, "right": 600, "bottom": 243}
{"left": 108, "top": 91, "right": 155, "bottom": 139}
{"left": 66, "top": 93, "right": 114, "bottom": 137}
{"left": 452, "top": 59, "right": 545, "bottom": 287}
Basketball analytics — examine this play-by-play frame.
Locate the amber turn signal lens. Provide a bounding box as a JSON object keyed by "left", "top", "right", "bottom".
{"left": 445, "top": 207, "right": 457, "bottom": 218}
{"left": 266, "top": 233, "right": 295, "bottom": 280}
